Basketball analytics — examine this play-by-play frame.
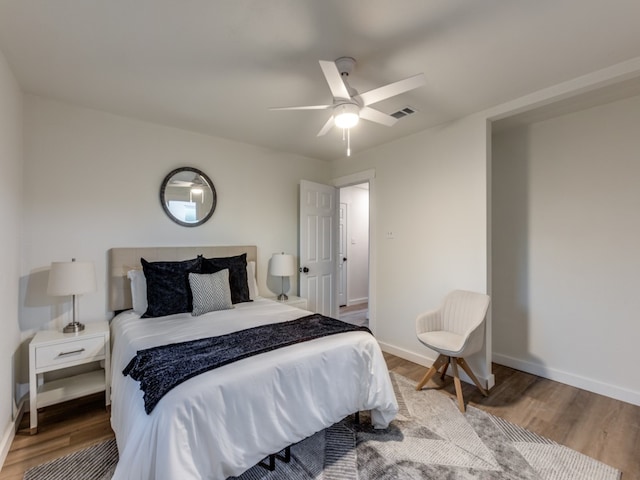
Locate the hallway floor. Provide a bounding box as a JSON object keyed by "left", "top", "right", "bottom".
{"left": 339, "top": 303, "right": 368, "bottom": 327}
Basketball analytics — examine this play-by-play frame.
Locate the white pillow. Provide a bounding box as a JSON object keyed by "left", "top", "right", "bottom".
{"left": 189, "top": 270, "right": 234, "bottom": 316}
{"left": 127, "top": 269, "right": 147, "bottom": 314}
{"left": 247, "top": 261, "right": 260, "bottom": 299}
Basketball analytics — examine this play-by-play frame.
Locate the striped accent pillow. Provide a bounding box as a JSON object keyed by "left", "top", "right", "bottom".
{"left": 188, "top": 269, "right": 233, "bottom": 316}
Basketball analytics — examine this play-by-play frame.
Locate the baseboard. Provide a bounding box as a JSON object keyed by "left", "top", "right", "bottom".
{"left": 378, "top": 341, "right": 495, "bottom": 390}
{"left": 346, "top": 298, "right": 368, "bottom": 307}
{"left": 0, "top": 399, "right": 25, "bottom": 471}
{"left": 493, "top": 353, "right": 640, "bottom": 407}
{"left": 379, "top": 341, "right": 432, "bottom": 367}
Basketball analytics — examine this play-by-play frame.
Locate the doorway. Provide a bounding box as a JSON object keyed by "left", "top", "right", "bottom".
{"left": 338, "top": 182, "right": 369, "bottom": 327}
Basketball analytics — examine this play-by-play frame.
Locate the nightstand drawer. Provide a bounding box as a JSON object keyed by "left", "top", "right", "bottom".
{"left": 35, "top": 336, "right": 105, "bottom": 370}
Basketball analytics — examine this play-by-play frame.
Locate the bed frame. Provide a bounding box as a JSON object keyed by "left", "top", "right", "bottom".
{"left": 108, "top": 245, "right": 257, "bottom": 312}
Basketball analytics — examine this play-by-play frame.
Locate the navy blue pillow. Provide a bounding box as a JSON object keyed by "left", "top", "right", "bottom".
{"left": 141, "top": 256, "right": 202, "bottom": 318}
{"left": 200, "top": 253, "right": 251, "bottom": 304}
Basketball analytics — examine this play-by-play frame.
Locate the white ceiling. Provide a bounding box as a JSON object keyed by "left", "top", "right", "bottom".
{"left": 1, "top": 0, "right": 640, "bottom": 161}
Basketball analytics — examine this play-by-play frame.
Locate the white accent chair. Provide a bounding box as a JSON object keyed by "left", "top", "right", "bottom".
{"left": 415, "top": 290, "right": 490, "bottom": 412}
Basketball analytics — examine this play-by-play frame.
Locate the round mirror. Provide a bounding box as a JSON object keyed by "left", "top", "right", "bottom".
{"left": 160, "top": 167, "right": 217, "bottom": 227}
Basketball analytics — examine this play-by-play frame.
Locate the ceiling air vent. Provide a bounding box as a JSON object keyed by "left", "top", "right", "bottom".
{"left": 390, "top": 106, "right": 417, "bottom": 119}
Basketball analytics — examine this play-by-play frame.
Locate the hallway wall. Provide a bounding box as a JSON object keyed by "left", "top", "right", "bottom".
{"left": 340, "top": 184, "right": 369, "bottom": 306}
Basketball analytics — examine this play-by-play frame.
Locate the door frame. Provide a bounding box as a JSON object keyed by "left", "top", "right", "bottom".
{"left": 338, "top": 202, "right": 348, "bottom": 307}
{"left": 332, "top": 169, "right": 376, "bottom": 333}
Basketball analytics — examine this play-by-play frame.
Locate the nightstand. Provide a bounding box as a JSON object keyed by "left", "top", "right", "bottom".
{"left": 29, "top": 321, "right": 110, "bottom": 434}
{"left": 268, "top": 295, "right": 308, "bottom": 310}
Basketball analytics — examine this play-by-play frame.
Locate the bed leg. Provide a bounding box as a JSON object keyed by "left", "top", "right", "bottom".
{"left": 277, "top": 446, "right": 291, "bottom": 463}
{"left": 354, "top": 411, "right": 360, "bottom": 424}
{"left": 259, "top": 454, "right": 276, "bottom": 471}
{"left": 259, "top": 446, "right": 291, "bottom": 471}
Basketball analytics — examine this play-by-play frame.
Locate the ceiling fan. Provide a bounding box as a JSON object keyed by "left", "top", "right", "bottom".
{"left": 270, "top": 57, "right": 426, "bottom": 155}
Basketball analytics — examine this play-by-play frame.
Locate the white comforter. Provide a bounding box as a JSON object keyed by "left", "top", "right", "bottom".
{"left": 110, "top": 299, "right": 398, "bottom": 480}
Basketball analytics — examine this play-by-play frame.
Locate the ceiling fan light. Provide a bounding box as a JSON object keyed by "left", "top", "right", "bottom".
{"left": 334, "top": 104, "right": 360, "bottom": 129}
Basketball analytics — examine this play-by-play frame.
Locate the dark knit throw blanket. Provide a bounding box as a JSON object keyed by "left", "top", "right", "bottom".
{"left": 123, "top": 314, "right": 371, "bottom": 414}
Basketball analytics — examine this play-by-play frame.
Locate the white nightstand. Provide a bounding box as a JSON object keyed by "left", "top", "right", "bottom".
{"left": 268, "top": 295, "right": 308, "bottom": 310}
{"left": 29, "top": 321, "right": 110, "bottom": 434}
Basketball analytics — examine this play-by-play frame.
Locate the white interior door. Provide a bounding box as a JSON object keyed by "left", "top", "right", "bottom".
{"left": 338, "top": 202, "right": 347, "bottom": 307}
{"left": 299, "top": 180, "right": 338, "bottom": 317}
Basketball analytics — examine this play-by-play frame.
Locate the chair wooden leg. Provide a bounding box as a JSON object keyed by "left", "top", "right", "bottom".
{"left": 416, "top": 354, "right": 448, "bottom": 391}
{"left": 450, "top": 358, "right": 466, "bottom": 412}
{"left": 456, "top": 357, "right": 488, "bottom": 397}
{"left": 439, "top": 361, "right": 448, "bottom": 380}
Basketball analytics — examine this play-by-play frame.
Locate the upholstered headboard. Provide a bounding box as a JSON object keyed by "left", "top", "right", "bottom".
{"left": 108, "top": 246, "right": 257, "bottom": 312}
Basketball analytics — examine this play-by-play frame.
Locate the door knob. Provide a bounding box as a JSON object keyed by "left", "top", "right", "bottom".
{"left": 300, "top": 266, "right": 309, "bottom": 273}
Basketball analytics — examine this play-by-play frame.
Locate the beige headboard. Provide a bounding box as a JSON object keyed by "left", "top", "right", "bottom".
{"left": 108, "top": 245, "right": 257, "bottom": 312}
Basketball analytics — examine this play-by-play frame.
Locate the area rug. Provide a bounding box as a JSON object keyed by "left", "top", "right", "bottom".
{"left": 24, "top": 373, "right": 621, "bottom": 480}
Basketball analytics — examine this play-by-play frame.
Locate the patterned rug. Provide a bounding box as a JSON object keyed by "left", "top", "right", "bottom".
{"left": 24, "top": 373, "right": 621, "bottom": 480}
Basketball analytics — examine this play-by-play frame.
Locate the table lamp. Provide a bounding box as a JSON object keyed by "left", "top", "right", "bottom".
{"left": 47, "top": 258, "right": 96, "bottom": 333}
{"left": 269, "top": 253, "right": 296, "bottom": 301}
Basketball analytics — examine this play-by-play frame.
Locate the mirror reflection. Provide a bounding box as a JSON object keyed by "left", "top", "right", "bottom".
{"left": 160, "top": 167, "right": 217, "bottom": 227}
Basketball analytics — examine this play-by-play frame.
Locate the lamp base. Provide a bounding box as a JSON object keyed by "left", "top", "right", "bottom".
{"left": 277, "top": 293, "right": 289, "bottom": 301}
{"left": 63, "top": 322, "right": 85, "bottom": 333}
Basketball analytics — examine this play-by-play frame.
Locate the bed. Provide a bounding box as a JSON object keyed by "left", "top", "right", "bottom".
{"left": 108, "top": 246, "right": 398, "bottom": 480}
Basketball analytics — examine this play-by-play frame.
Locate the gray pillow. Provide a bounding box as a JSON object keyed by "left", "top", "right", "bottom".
{"left": 188, "top": 270, "right": 234, "bottom": 316}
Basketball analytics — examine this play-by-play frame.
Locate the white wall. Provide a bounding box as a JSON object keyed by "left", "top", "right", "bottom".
{"left": 19, "top": 95, "right": 329, "bottom": 336}
{"left": 339, "top": 185, "right": 369, "bottom": 305}
{"left": 331, "top": 114, "right": 491, "bottom": 383}
{"left": 492, "top": 93, "right": 640, "bottom": 405}
{"left": 0, "top": 48, "right": 23, "bottom": 465}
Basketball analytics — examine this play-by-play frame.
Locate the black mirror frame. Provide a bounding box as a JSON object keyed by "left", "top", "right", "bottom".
{"left": 159, "top": 167, "right": 217, "bottom": 227}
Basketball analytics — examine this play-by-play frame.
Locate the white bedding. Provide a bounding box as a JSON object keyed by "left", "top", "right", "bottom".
{"left": 110, "top": 299, "right": 398, "bottom": 480}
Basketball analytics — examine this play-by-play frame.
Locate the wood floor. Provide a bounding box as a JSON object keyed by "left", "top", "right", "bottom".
{"left": 2, "top": 354, "right": 639, "bottom": 479}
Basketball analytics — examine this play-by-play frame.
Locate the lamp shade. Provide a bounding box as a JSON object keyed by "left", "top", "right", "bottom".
{"left": 47, "top": 260, "right": 96, "bottom": 296}
{"left": 269, "top": 253, "right": 296, "bottom": 277}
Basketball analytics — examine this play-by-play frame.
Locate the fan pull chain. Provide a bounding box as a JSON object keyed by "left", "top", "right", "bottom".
{"left": 342, "top": 128, "right": 352, "bottom": 157}
{"left": 341, "top": 128, "right": 352, "bottom": 156}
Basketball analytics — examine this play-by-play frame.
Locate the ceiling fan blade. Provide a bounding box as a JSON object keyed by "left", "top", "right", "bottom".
{"left": 360, "top": 107, "right": 398, "bottom": 127}
{"left": 317, "top": 116, "right": 335, "bottom": 136}
{"left": 269, "top": 104, "right": 333, "bottom": 111}
{"left": 357, "top": 73, "right": 426, "bottom": 106}
{"left": 319, "top": 60, "right": 351, "bottom": 100}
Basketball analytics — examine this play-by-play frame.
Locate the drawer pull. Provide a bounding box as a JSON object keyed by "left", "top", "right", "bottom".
{"left": 57, "top": 348, "right": 86, "bottom": 357}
